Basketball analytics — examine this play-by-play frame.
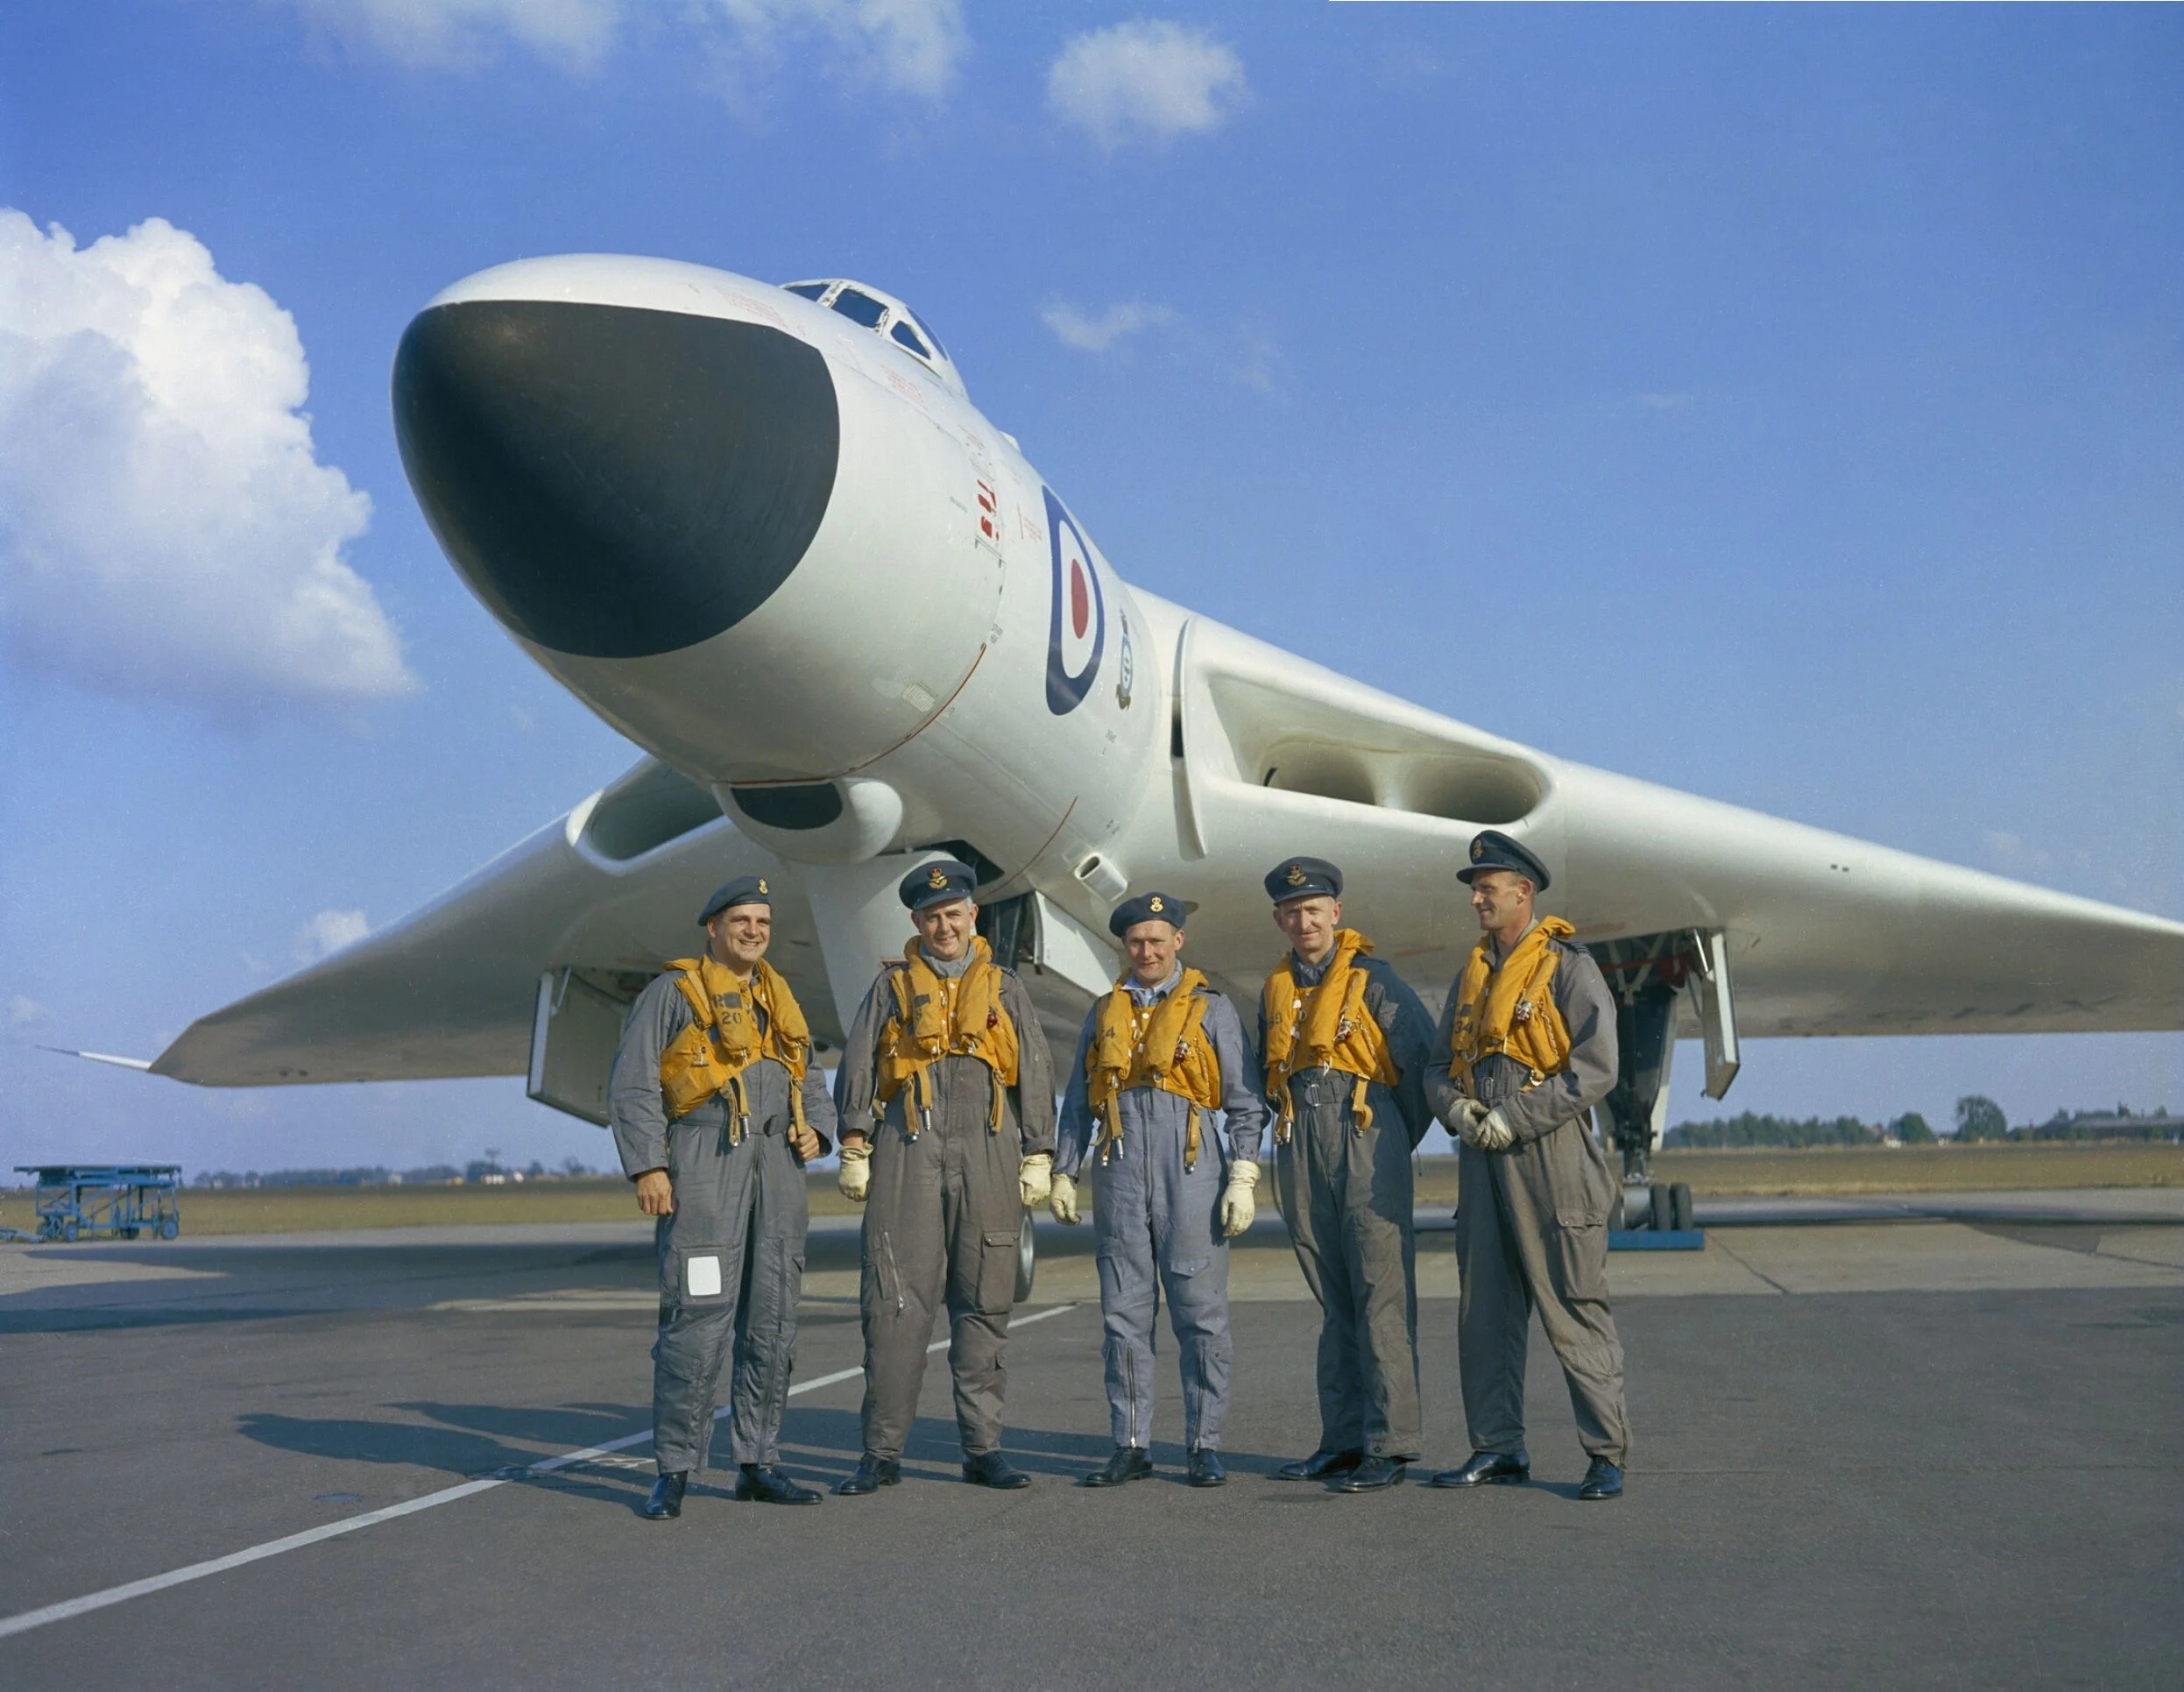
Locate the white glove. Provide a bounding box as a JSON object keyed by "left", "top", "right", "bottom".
{"left": 837, "top": 1141, "right": 872, "bottom": 1203}
{"left": 1049, "top": 1171, "right": 1081, "bottom": 1225}
{"left": 1219, "top": 1160, "right": 1260, "bottom": 1239}
{"left": 1452, "top": 1098, "right": 1491, "bottom": 1143}
{"left": 1472, "top": 1108, "right": 1515, "bottom": 1152}
{"left": 1019, "top": 1152, "right": 1054, "bottom": 1209}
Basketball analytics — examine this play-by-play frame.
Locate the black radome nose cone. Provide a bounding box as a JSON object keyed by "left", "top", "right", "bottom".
{"left": 393, "top": 300, "right": 838, "bottom": 659}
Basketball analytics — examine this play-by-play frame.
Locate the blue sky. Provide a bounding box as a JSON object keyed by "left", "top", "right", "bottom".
{"left": 3, "top": 3, "right": 2179, "bottom": 1177}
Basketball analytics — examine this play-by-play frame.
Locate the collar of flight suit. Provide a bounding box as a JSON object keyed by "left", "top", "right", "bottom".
{"left": 1126, "top": 964, "right": 1185, "bottom": 1008}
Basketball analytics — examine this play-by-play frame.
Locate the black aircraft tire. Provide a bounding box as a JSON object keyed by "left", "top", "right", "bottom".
{"left": 1671, "top": 1183, "right": 1695, "bottom": 1232}
{"left": 1015, "top": 1221, "right": 1036, "bottom": 1303}
{"left": 1650, "top": 1185, "right": 1673, "bottom": 1233}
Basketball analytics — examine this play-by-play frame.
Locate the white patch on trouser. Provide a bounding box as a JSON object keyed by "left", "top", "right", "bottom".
{"left": 684, "top": 1254, "right": 723, "bottom": 1299}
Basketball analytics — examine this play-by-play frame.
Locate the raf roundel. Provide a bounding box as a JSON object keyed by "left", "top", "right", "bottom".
{"left": 1042, "top": 486, "right": 1106, "bottom": 715}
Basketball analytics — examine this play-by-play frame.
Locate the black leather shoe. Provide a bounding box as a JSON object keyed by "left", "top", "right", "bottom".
{"left": 641, "top": 1472, "right": 687, "bottom": 1519}
{"left": 834, "top": 1454, "right": 901, "bottom": 1497}
{"left": 1578, "top": 1458, "right": 1623, "bottom": 1501}
{"left": 1187, "top": 1448, "right": 1226, "bottom": 1488}
{"left": 1277, "top": 1448, "right": 1364, "bottom": 1482}
{"left": 962, "top": 1451, "right": 1033, "bottom": 1490}
{"left": 1333, "top": 1455, "right": 1408, "bottom": 1492}
{"left": 736, "top": 1463, "right": 823, "bottom": 1505}
{"left": 1080, "top": 1446, "right": 1154, "bottom": 1488}
{"left": 1427, "top": 1450, "right": 1530, "bottom": 1489}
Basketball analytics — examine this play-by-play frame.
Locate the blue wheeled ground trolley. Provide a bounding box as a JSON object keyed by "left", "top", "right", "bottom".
{"left": 14, "top": 1165, "right": 182, "bottom": 1242}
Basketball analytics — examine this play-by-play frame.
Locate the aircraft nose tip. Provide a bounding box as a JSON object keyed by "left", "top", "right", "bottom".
{"left": 392, "top": 299, "right": 839, "bottom": 659}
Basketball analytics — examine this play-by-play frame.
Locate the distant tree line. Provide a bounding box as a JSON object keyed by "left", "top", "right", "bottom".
{"left": 1667, "top": 1094, "right": 2176, "bottom": 1149}
{"left": 191, "top": 1156, "right": 600, "bottom": 1188}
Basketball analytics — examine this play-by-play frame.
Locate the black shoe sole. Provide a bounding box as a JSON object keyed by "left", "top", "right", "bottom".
{"left": 1578, "top": 1487, "right": 1622, "bottom": 1502}
{"left": 834, "top": 1470, "right": 900, "bottom": 1496}
{"left": 1427, "top": 1470, "right": 1530, "bottom": 1489}
{"left": 737, "top": 1486, "right": 823, "bottom": 1504}
{"left": 1334, "top": 1469, "right": 1408, "bottom": 1493}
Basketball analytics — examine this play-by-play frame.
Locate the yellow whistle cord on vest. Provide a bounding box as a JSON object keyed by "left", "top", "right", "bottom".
{"left": 1085, "top": 970, "right": 1220, "bottom": 1168}
{"left": 1445, "top": 917, "right": 1576, "bottom": 1098}
{"left": 1260, "top": 931, "right": 1397, "bottom": 1146}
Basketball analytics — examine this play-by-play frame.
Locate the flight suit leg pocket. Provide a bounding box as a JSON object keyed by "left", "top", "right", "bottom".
{"left": 669, "top": 1242, "right": 733, "bottom": 1308}
{"left": 978, "top": 1228, "right": 1021, "bottom": 1315}
{"left": 1550, "top": 1207, "right": 1610, "bottom": 1305}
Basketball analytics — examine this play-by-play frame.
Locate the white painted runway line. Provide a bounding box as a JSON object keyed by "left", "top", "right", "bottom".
{"left": 0, "top": 1300, "right": 1082, "bottom": 1640}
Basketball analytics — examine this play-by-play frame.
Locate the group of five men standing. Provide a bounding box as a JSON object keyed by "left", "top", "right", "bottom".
{"left": 607, "top": 832, "right": 1630, "bottom": 1519}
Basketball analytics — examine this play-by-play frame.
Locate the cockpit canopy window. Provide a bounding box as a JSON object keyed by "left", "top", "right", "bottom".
{"left": 778, "top": 278, "right": 963, "bottom": 395}
{"left": 829, "top": 287, "right": 887, "bottom": 329}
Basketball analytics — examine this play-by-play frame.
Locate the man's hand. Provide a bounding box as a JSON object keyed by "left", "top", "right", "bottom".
{"left": 1452, "top": 1097, "right": 1492, "bottom": 1144}
{"left": 1018, "top": 1152, "right": 1054, "bottom": 1210}
{"left": 634, "top": 1169, "right": 674, "bottom": 1217}
{"left": 788, "top": 1123, "right": 823, "bottom": 1164}
{"left": 837, "top": 1140, "right": 872, "bottom": 1203}
{"left": 1472, "top": 1108, "right": 1515, "bottom": 1152}
{"left": 1049, "top": 1171, "right": 1081, "bottom": 1225}
{"left": 1218, "top": 1159, "right": 1260, "bottom": 1239}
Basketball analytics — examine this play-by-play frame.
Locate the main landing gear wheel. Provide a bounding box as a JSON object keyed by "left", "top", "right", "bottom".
{"left": 1650, "top": 1185, "right": 1674, "bottom": 1233}
{"left": 1014, "top": 1223, "right": 1036, "bottom": 1302}
{"left": 1670, "top": 1182, "right": 1694, "bottom": 1232}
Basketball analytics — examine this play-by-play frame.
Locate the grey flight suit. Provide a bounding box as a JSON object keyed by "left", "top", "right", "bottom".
{"left": 1428, "top": 925, "right": 1630, "bottom": 1465}
{"left": 609, "top": 969, "right": 838, "bottom": 1478}
{"left": 835, "top": 955, "right": 1057, "bottom": 1462}
{"left": 1260, "top": 952, "right": 1437, "bottom": 1461}
{"left": 1056, "top": 972, "right": 1268, "bottom": 1453}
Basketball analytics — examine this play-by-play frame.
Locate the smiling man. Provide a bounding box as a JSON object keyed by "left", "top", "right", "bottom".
{"left": 606, "top": 875, "right": 836, "bottom": 1520}
{"left": 1052, "top": 891, "right": 1267, "bottom": 1489}
{"left": 830, "top": 859, "right": 1057, "bottom": 1495}
{"left": 1426, "top": 830, "right": 1629, "bottom": 1502}
{"left": 1257, "top": 857, "right": 1437, "bottom": 1493}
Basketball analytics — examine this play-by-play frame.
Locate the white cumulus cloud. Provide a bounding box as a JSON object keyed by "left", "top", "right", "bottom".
{"left": 1047, "top": 20, "right": 1246, "bottom": 151}
{"left": 8, "top": 994, "right": 47, "bottom": 1026}
{"left": 703, "top": 0, "right": 968, "bottom": 102}
{"left": 1041, "top": 298, "right": 1177, "bottom": 353}
{"left": 295, "top": 909, "right": 371, "bottom": 962}
{"left": 0, "top": 212, "right": 417, "bottom": 713}
{"left": 271, "top": 0, "right": 621, "bottom": 68}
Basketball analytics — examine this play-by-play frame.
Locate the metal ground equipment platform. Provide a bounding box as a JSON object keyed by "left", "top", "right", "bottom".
{"left": 16, "top": 1165, "right": 182, "bottom": 1242}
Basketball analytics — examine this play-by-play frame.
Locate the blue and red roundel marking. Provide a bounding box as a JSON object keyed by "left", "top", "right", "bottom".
{"left": 1043, "top": 487, "right": 1105, "bottom": 715}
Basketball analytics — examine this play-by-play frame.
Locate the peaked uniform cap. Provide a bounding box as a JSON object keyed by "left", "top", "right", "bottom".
{"left": 1109, "top": 891, "right": 1186, "bottom": 938}
{"left": 1264, "top": 857, "right": 1343, "bottom": 903}
{"left": 699, "top": 874, "right": 773, "bottom": 925}
{"left": 1458, "top": 830, "right": 1551, "bottom": 892}
{"left": 899, "top": 858, "right": 979, "bottom": 911}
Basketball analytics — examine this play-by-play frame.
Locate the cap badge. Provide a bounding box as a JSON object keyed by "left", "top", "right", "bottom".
{"left": 1287, "top": 863, "right": 1306, "bottom": 887}
{"left": 1470, "top": 839, "right": 1485, "bottom": 862}
{"left": 1148, "top": 896, "right": 1164, "bottom": 913}
{"left": 927, "top": 866, "right": 949, "bottom": 890}
{"left": 756, "top": 878, "right": 768, "bottom": 895}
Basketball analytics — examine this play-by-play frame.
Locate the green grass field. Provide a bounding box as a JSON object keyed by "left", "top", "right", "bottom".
{"left": 3, "top": 1141, "right": 2176, "bottom": 1238}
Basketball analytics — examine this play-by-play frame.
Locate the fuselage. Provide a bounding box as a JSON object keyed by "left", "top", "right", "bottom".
{"left": 395, "top": 255, "right": 1171, "bottom": 931}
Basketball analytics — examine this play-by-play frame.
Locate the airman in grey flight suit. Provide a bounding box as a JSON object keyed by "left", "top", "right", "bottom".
{"left": 1258, "top": 857, "right": 1438, "bottom": 1493}
{"left": 831, "top": 860, "right": 1058, "bottom": 1494}
{"left": 1052, "top": 891, "right": 1268, "bottom": 1489}
{"left": 1426, "top": 830, "right": 1629, "bottom": 1501}
{"left": 608, "top": 874, "right": 837, "bottom": 1520}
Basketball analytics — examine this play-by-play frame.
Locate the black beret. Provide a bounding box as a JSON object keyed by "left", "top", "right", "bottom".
{"left": 899, "top": 858, "right": 979, "bottom": 911}
{"left": 1458, "top": 830, "right": 1551, "bottom": 892}
{"left": 699, "top": 874, "right": 773, "bottom": 925}
{"left": 1109, "top": 891, "right": 1185, "bottom": 938}
{"left": 1264, "top": 856, "right": 1343, "bottom": 904}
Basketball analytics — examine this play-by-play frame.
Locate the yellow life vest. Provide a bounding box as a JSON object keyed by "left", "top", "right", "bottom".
{"left": 1259, "top": 929, "right": 1400, "bottom": 1144}
{"left": 657, "top": 955, "right": 813, "bottom": 1141}
{"left": 1445, "top": 917, "right": 1577, "bottom": 1098}
{"left": 873, "top": 936, "right": 1021, "bottom": 1136}
{"left": 1085, "top": 968, "right": 1224, "bottom": 1170}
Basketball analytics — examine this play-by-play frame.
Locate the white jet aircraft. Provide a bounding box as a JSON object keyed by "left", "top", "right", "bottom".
{"left": 148, "top": 256, "right": 2184, "bottom": 1230}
